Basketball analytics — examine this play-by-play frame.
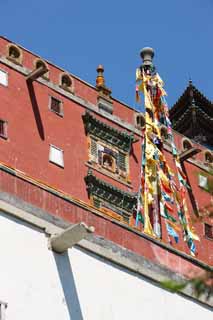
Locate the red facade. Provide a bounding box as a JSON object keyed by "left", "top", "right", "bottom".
{"left": 0, "top": 36, "right": 212, "bottom": 274}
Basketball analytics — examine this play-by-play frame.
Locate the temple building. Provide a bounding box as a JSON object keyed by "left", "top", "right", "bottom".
{"left": 0, "top": 36, "right": 212, "bottom": 319}
{"left": 170, "top": 80, "right": 213, "bottom": 149}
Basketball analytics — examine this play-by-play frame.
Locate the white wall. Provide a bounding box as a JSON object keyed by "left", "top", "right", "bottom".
{"left": 0, "top": 210, "right": 211, "bottom": 320}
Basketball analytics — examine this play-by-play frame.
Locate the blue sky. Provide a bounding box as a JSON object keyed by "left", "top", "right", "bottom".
{"left": 0, "top": 0, "right": 212, "bottom": 110}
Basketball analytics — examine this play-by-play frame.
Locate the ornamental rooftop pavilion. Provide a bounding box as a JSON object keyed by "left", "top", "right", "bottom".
{"left": 0, "top": 36, "right": 212, "bottom": 315}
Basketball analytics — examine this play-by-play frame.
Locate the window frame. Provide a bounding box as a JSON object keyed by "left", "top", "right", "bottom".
{"left": 198, "top": 174, "right": 208, "bottom": 190}
{"left": 49, "top": 96, "right": 64, "bottom": 117}
{"left": 0, "top": 119, "right": 8, "bottom": 140}
{"left": 49, "top": 144, "right": 64, "bottom": 168}
{"left": 6, "top": 44, "right": 23, "bottom": 65}
{"left": 204, "top": 223, "right": 213, "bottom": 240}
{"left": 89, "top": 136, "right": 128, "bottom": 179}
{"left": 0, "top": 69, "right": 8, "bottom": 87}
{"left": 182, "top": 138, "right": 193, "bottom": 150}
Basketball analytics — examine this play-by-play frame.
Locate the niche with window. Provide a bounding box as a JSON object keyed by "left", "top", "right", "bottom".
{"left": 34, "top": 59, "right": 49, "bottom": 80}
{"left": 204, "top": 152, "right": 212, "bottom": 165}
{"left": 60, "top": 73, "right": 74, "bottom": 93}
{"left": 135, "top": 114, "right": 145, "bottom": 129}
{"left": 7, "top": 44, "right": 22, "bottom": 65}
{"left": 83, "top": 112, "right": 134, "bottom": 182}
{"left": 183, "top": 139, "right": 193, "bottom": 150}
{"left": 89, "top": 138, "right": 128, "bottom": 179}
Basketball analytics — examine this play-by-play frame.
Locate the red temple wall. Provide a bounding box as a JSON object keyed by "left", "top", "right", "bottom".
{"left": 0, "top": 36, "right": 212, "bottom": 266}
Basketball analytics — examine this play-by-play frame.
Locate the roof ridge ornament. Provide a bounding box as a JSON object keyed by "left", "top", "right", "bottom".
{"left": 95, "top": 64, "right": 113, "bottom": 113}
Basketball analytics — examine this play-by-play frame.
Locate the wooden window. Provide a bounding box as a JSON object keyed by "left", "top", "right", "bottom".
{"left": 49, "top": 96, "right": 63, "bottom": 116}
{"left": 0, "top": 120, "right": 8, "bottom": 139}
{"left": 102, "top": 154, "right": 115, "bottom": 172}
{"left": 90, "top": 139, "right": 98, "bottom": 161}
{"left": 49, "top": 145, "right": 64, "bottom": 168}
{"left": 118, "top": 151, "right": 126, "bottom": 172}
{"left": 89, "top": 138, "right": 128, "bottom": 178}
{"left": 204, "top": 223, "right": 213, "bottom": 240}
{"left": 93, "top": 197, "right": 101, "bottom": 209}
{"left": 0, "top": 69, "right": 8, "bottom": 87}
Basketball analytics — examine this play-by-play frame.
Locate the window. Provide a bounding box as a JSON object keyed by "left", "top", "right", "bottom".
{"left": 160, "top": 126, "right": 169, "bottom": 141}
{"left": 0, "top": 120, "right": 8, "bottom": 139}
{"left": 60, "top": 73, "right": 73, "bottom": 92}
{"left": 135, "top": 114, "right": 145, "bottom": 129}
{"left": 183, "top": 139, "right": 192, "bottom": 150}
{"left": 35, "top": 59, "right": 46, "bottom": 70}
{"left": 204, "top": 223, "right": 213, "bottom": 240}
{"left": 49, "top": 145, "right": 64, "bottom": 168}
{"left": 49, "top": 96, "right": 63, "bottom": 116}
{"left": 205, "top": 152, "right": 212, "bottom": 164}
{"left": 102, "top": 154, "right": 115, "bottom": 171}
{"left": 89, "top": 138, "right": 128, "bottom": 177}
{"left": 0, "top": 70, "right": 8, "bottom": 87}
{"left": 7, "top": 44, "right": 22, "bottom": 65}
{"left": 34, "top": 59, "right": 49, "bottom": 79}
{"left": 198, "top": 174, "right": 208, "bottom": 189}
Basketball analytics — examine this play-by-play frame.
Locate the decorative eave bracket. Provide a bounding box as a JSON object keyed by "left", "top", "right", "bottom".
{"left": 82, "top": 111, "right": 135, "bottom": 153}
{"left": 85, "top": 170, "right": 137, "bottom": 214}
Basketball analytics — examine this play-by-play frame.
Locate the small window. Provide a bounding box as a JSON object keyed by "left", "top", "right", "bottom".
{"left": 7, "top": 44, "right": 22, "bottom": 64}
{"left": 183, "top": 139, "right": 192, "bottom": 150}
{"left": 102, "top": 154, "right": 115, "bottom": 171}
{"left": 135, "top": 114, "right": 145, "bottom": 129}
{"left": 89, "top": 138, "right": 128, "bottom": 178}
{"left": 118, "top": 151, "right": 126, "bottom": 172}
{"left": 49, "top": 96, "right": 63, "bottom": 116}
{"left": 205, "top": 152, "right": 212, "bottom": 164}
{"left": 34, "top": 59, "right": 49, "bottom": 79}
{"left": 0, "top": 70, "right": 8, "bottom": 87}
{"left": 36, "top": 60, "right": 46, "bottom": 70}
{"left": 198, "top": 174, "right": 208, "bottom": 189}
{"left": 60, "top": 73, "right": 73, "bottom": 92}
{"left": 160, "top": 126, "right": 169, "bottom": 141}
{"left": 0, "top": 120, "right": 8, "bottom": 139}
{"left": 204, "top": 223, "right": 213, "bottom": 240}
{"left": 49, "top": 145, "right": 64, "bottom": 168}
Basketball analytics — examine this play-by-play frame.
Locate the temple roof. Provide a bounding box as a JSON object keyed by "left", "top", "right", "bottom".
{"left": 170, "top": 81, "right": 213, "bottom": 120}
{"left": 169, "top": 81, "right": 213, "bottom": 146}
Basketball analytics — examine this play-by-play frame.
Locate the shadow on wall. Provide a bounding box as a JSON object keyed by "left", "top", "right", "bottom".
{"left": 26, "top": 81, "right": 45, "bottom": 140}
{"left": 53, "top": 251, "right": 84, "bottom": 320}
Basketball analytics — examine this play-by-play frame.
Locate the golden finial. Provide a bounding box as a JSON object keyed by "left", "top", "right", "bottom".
{"left": 96, "top": 64, "right": 105, "bottom": 88}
